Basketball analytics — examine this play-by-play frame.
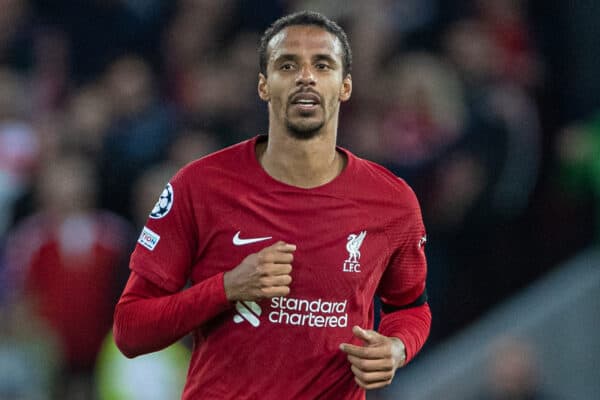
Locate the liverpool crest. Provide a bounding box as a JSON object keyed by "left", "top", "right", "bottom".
{"left": 343, "top": 231, "right": 367, "bottom": 272}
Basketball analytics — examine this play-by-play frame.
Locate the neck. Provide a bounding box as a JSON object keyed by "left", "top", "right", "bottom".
{"left": 257, "top": 129, "right": 345, "bottom": 189}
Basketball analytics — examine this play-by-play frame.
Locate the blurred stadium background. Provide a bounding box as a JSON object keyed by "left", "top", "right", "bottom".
{"left": 0, "top": 0, "right": 598, "bottom": 399}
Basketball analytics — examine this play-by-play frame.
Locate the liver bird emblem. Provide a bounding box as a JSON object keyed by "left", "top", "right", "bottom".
{"left": 346, "top": 231, "right": 367, "bottom": 263}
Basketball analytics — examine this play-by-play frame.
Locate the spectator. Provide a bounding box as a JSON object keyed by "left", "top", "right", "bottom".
{"left": 167, "top": 128, "right": 222, "bottom": 168}
{"left": 474, "top": 0, "right": 542, "bottom": 88}
{"left": 0, "top": 68, "right": 40, "bottom": 237}
{"left": 473, "top": 336, "right": 558, "bottom": 400}
{"left": 0, "top": 0, "right": 34, "bottom": 71}
{"left": 5, "top": 155, "right": 134, "bottom": 398}
{"left": 380, "top": 52, "right": 466, "bottom": 175}
{"left": 63, "top": 83, "right": 113, "bottom": 158}
{"left": 99, "top": 55, "right": 177, "bottom": 220}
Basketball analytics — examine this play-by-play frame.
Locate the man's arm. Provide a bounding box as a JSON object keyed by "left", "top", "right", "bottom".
{"left": 113, "top": 271, "right": 230, "bottom": 358}
{"left": 113, "top": 241, "right": 295, "bottom": 358}
{"left": 341, "top": 181, "right": 431, "bottom": 389}
{"left": 377, "top": 294, "right": 431, "bottom": 363}
{"left": 339, "top": 302, "right": 431, "bottom": 389}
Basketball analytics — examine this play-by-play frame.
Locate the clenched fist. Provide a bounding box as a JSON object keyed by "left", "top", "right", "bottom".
{"left": 224, "top": 241, "right": 296, "bottom": 302}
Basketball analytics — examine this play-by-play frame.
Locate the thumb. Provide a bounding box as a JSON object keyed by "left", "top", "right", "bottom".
{"left": 352, "top": 325, "right": 381, "bottom": 345}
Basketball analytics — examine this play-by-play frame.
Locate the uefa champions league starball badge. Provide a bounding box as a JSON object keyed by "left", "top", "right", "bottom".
{"left": 149, "top": 183, "right": 174, "bottom": 219}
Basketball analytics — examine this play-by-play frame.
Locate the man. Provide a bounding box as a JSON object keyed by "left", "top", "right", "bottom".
{"left": 113, "top": 11, "right": 431, "bottom": 399}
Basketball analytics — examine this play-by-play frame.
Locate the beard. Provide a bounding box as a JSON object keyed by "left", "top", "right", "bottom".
{"left": 285, "top": 117, "right": 325, "bottom": 140}
{"left": 284, "top": 101, "right": 329, "bottom": 140}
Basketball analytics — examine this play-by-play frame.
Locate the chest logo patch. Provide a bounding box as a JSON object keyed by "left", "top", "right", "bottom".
{"left": 149, "top": 183, "right": 174, "bottom": 219}
{"left": 233, "top": 301, "right": 262, "bottom": 327}
{"left": 343, "top": 231, "right": 367, "bottom": 272}
{"left": 232, "top": 231, "right": 272, "bottom": 246}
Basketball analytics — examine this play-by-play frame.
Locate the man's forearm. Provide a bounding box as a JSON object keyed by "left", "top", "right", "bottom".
{"left": 113, "top": 271, "right": 231, "bottom": 358}
{"left": 377, "top": 303, "right": 431, "bottom": 364}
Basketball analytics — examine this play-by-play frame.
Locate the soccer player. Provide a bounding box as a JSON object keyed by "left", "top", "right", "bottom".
{"left": 113, "top": 11, "right": 431, "bottom": 399}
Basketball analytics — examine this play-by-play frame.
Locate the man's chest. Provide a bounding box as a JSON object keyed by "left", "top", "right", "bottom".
{"left": 190, "top": 191, "right": 392, "bottom": 299}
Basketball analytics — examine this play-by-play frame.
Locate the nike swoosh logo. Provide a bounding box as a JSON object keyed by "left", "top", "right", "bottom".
{"left": 232, "top": 231, "right": 272, "bottom": 246}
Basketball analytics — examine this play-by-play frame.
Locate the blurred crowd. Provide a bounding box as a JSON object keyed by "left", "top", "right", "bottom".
{"left": 0, "top": 0, "right": 597, "bottom": 398}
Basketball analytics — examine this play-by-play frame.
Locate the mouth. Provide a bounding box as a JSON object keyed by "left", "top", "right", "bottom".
{"left": 289, "top": 92, "right": 321, "bottom": 112}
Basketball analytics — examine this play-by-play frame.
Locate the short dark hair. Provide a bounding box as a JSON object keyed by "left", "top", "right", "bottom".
{"left": 259, "top": 11, "right": 352, "bottom": 77}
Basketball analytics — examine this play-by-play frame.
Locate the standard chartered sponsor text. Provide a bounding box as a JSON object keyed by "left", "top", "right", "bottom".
{"left": 269, "top": 296, "right": 348, "bottom": 328}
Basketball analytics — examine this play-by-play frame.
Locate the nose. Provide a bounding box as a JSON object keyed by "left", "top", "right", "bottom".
{"left": 296, "top": 64, "right": 316, "bottom": 86}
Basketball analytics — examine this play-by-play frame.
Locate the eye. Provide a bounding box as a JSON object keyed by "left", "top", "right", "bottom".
{"left": 315, "top": 63, "right": 330, "bottom": 70}
{"left": 280, "top": 63, "right": 295, "bottom": 71}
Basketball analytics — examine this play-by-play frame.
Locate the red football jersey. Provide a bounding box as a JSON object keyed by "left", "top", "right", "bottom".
{"left": 128, "top": 136, "right": 429, "bottom": 399}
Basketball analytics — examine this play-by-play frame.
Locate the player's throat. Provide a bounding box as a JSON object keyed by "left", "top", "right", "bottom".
{"left": 256, "top": 138, "right": 346, "bottom": 189}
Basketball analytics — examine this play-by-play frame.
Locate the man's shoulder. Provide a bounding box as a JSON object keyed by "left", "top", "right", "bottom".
{"left": 349, "top": 153, "right": 417, "bottom": 203}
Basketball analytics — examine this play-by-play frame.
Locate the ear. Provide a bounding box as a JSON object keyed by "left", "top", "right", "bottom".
{"left": 339, "top": 74, "right": 352, "bottom": 102}
{"left": 257, "top": 73, "right": 270, "bottom": 102}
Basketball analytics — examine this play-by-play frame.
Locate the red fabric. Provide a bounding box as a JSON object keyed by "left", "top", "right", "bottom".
{"left": 113, "top": 271, "right": 230, "bottom": 357}
{"left": 378, "top": 304, "right": 432, "bottom": 363}
{"left": 114, "top": 136, "right": 431, "bottom": 399}
{"left": 8, "top": 212, "right": 131, "bottom": 370}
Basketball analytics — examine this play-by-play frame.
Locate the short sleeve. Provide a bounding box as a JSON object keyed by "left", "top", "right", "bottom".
{"left": 130, "top": 170, "right": 198, "bottom": 293}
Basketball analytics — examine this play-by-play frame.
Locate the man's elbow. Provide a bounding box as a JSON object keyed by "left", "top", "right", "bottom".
{"left": 113, "top": 336, "right": 140, "bottom": 359}
{"left": 112, "top": 306, "right": 142, "bottom": 359}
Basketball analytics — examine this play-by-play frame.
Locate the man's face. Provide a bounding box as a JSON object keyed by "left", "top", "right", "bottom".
{"left": 259, "top": 25, "right": 352, "bottom": 139}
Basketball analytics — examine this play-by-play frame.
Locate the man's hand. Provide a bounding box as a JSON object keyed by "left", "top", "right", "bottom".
{"left": 223, "top": 241, "right": 295, "bottom": 302}
{"left": 340, "top": 326, "right": 406, "bottom": 390}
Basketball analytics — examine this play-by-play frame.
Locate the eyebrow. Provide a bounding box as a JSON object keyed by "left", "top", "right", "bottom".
{"left": 313, "top": 54, "right": 339, "bottom": 66}
{"left": 273, "top": 53, "right": 340, "bottom": 67}
{"left": 273, "top": 54, "right": 297, "bottom": 64}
